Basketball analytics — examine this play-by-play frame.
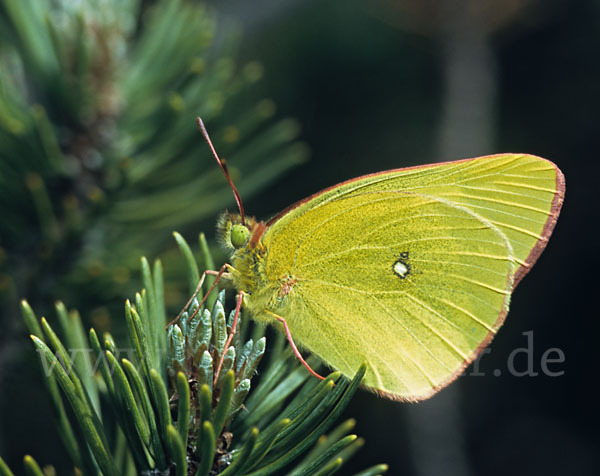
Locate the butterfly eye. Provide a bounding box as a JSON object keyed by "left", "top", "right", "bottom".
{"left": 230, "top": 224, "right": 250, "bottom": 249}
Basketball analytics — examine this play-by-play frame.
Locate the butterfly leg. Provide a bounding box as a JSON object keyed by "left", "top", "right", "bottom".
{"left": 166, "top": 264, "right": 231, "bottom": 328}
{"left": 266, "top": 310, "right": 325, "bottom": 381}
{"left": 214, "top": 290, "right": 245, "bottom": 385}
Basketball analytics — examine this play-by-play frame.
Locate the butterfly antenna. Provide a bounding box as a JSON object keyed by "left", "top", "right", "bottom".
{"left": 196, "top": 117, "right": 246, "bottom": 225}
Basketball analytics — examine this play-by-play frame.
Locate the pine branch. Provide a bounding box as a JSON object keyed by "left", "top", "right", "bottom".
{"left": 4, "top": 233, "right": 388, "bottom": 476}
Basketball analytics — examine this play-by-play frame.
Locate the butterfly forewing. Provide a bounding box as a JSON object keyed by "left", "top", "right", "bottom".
{"left": 250, "top": 154, "right": 564, "bottom": 400}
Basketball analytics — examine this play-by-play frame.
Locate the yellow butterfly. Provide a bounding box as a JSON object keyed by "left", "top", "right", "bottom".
{"left": 192, "top": 118, "right": 564, "bottom": 402}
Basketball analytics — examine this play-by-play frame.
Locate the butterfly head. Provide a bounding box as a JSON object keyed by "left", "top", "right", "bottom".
{"left": 217, "top": 211, "right": 260, "bottom": 254}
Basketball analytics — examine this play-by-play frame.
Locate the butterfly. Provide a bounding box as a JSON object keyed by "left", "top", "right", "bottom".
{"left": 189, "top": 118, "right": 564, "bottom": 401}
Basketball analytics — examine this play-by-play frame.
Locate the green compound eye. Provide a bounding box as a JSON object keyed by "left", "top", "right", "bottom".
{"left": 231, "top": 224, "right": 250, "bottom": 249}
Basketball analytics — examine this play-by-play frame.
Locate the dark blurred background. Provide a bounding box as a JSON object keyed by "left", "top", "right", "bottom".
{"left": 1, "top": 0, "right": 598, "bottom": 474}
{"left": 209, "top": 0, "right": 598, "bottom": 475}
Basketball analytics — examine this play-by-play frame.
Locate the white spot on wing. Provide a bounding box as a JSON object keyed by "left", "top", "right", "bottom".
{"left": 393, "top": 260, "right": 409, "bottom": 278}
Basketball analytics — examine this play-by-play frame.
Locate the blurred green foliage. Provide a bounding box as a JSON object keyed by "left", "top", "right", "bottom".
{"left": 0, "top": 0, "right": 308, "bottom": 328}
